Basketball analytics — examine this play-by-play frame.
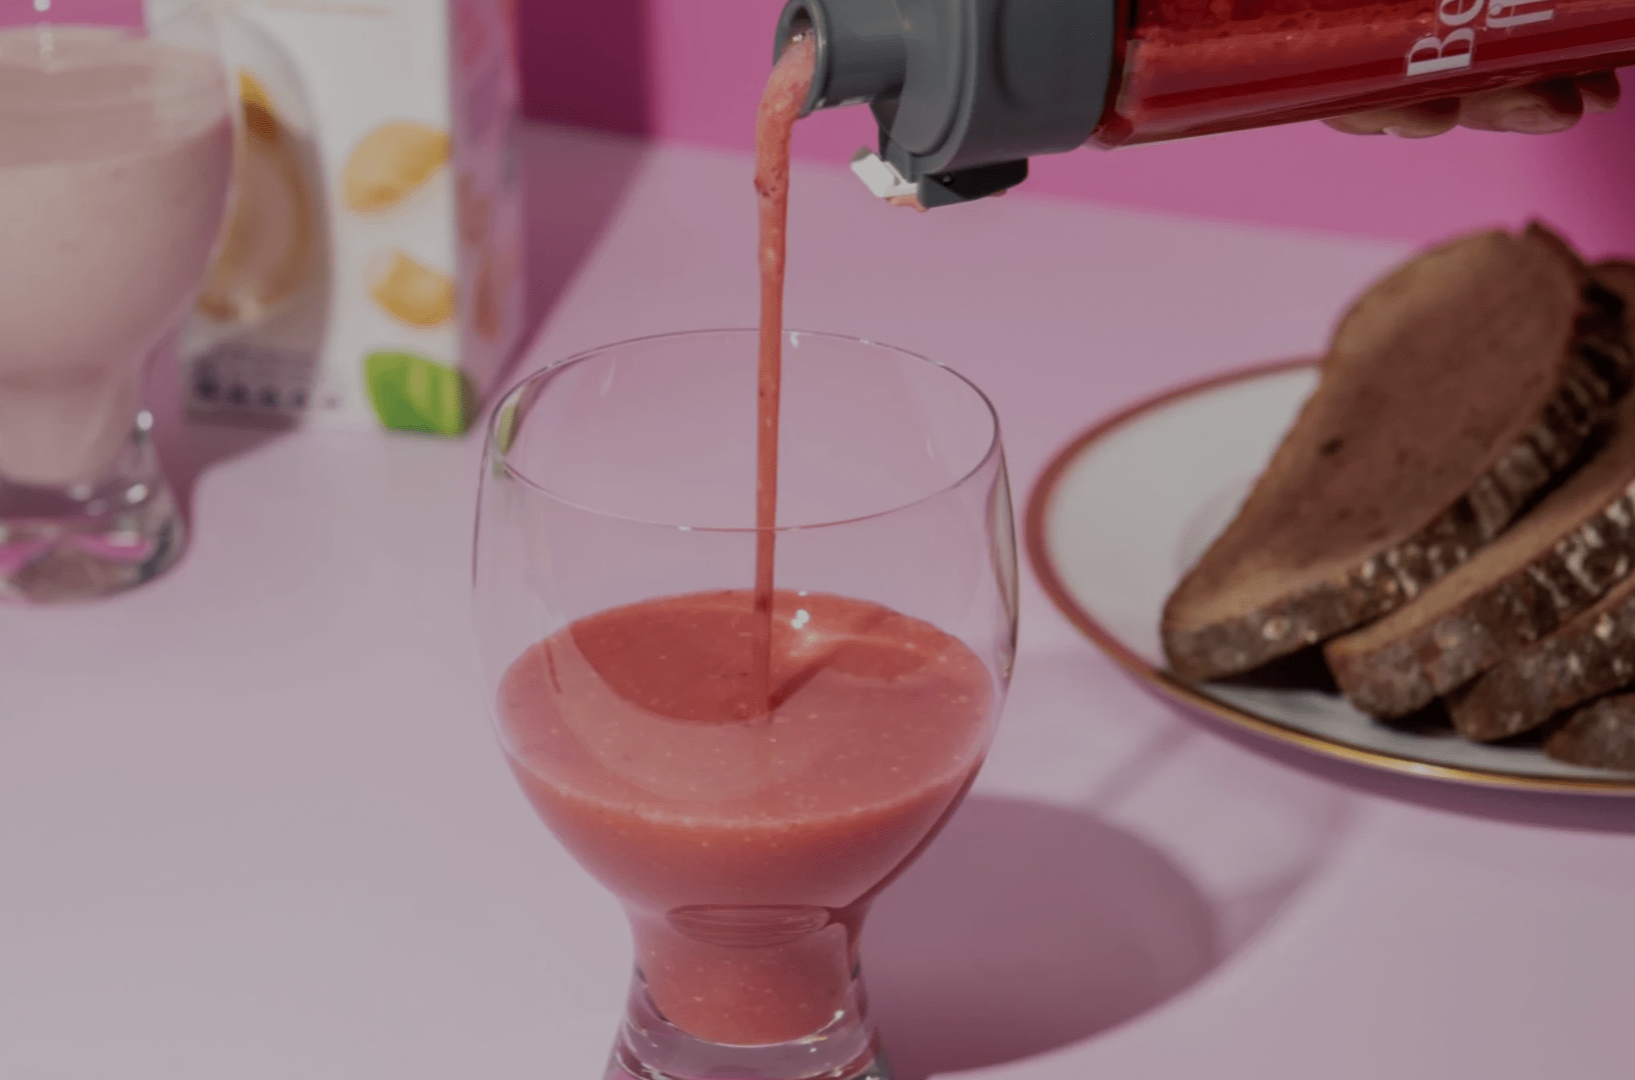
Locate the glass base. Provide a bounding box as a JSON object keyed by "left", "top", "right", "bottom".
{"left": 0, "top": 412, "right": 184, "bottom": 603}
{"left": 607, "top": 971, "right": 889, "bottom": 1080}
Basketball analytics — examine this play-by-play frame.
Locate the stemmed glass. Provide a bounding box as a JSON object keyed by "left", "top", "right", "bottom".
{"left": 0, "top": 3, "right": 235, "bottom": 602}
{"left": 473, "top": 329, "right": 1018, "bottom": 1080}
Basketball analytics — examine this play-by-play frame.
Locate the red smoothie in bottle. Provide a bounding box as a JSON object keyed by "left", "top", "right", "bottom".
{"left": 497, "top": 589, "right": 996, "bottom": 1046}
{"left": 1103, "top": 0, "right": 1635, "bottom": 144}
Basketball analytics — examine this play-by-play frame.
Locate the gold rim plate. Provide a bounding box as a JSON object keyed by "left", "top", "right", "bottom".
{"left": 1025, "top": 360, "right": 1635, "bottom": 796}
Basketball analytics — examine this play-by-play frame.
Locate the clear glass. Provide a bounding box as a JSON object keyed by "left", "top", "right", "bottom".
{"left": 0, "top": 4, "right": 236, "bottom": 602}
{"left": 474, "top": 330, "right": 1019, "bottom": 1080}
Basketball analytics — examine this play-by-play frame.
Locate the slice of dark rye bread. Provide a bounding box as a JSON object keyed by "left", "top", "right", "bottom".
{"left": 1326, "top": 389, "right": 1635, "bottom": 718}
{"left": 1162, "top": 227, "right": 1630, "bottom": 682}
{"left": 1447, "top": 570, "right": 1635, "bottom": 741}
{"left": 1351, "top": 260, "right": 1635, "bottom": 730}
{"left": 1545, "top": 695, "right": 1635, "bottom": 771}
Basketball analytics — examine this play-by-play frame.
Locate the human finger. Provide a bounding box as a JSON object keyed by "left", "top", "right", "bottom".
{"left": 1323, "top": 97, "right": 1461, "bottom": 137}
{"left": 1458, "top": 78, "right": 1583, "bottom": 133}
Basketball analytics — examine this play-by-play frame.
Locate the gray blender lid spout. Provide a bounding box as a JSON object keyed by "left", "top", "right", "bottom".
{"left": 775, "top": 0, "right": 1116, "bottom": 207}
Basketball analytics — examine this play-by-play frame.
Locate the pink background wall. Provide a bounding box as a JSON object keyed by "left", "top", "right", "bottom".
{"left": 518, "top": 0, "right": 1635, "bottom": 258}
{"left": 9, "top": 0, "right": 1629, "bottom": 255}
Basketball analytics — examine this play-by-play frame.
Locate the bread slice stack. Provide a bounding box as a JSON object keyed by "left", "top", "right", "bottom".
{"left": 1546, "top": 697, "right": 1635, "bottom": 770}
{"left": 1448, "top": 569, "right": 1635, "bottom": 741}
{"left": 1164, "top": 227, "right": 1627, "bottom": 680}
{"left": 1325, "top": 388, "right": 1635, "bottom": 718}
{"left": 1163, "top": 227, "right": 1635, "bottom": 770}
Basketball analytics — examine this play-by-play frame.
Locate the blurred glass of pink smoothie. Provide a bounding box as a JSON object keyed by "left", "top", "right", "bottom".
{"left": 0, "top": 25, "right": 232, "bottom": 487}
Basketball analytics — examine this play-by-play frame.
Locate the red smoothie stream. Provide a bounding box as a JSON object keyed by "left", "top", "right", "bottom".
{"left": 750, "top": 34, "right": 816, "bottom": 715}
{"left": 497, "top": 34, "right": 996, "bottom": 1049}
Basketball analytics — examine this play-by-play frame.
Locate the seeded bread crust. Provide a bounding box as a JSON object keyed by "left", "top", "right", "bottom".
{"left": 1432, "top": 262, "right": 1635, "bottom": 740}
{"left": 1326, "top": 441, "right": 1635, "bottom": 719}
{"left": 1545, "top": 695, "right": 1635, "bottom": 771}
{"left": 1324, "top": 261, "right": 1635, "bottom": 718}
{"left": 1447, "top": 573, "right": 1635, "bottom": 741}
{"left": 1163, "top": 228, "right": 1622, "bottom": 682}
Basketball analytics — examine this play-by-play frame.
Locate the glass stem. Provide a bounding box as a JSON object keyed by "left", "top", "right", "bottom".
{"left": 608, "top": 957, "right": 889, "bottom": 1080}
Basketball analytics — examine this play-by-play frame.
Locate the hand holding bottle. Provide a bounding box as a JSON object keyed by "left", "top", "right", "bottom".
{"left": 1327, "top": 71, "right": 1621, "bottom": 137}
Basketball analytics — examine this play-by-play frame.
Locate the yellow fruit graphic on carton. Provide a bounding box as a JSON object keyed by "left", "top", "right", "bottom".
{"left": 370, "top": 250, "right": 456, "bottom": 328}
{"left": 343, "top": 121, "right": 449, "bottom": 212}
{"left": 238, "top": 71, "right": 280, "bottom": 141}
{"left": 197, "top": 70, "right": 314, "bottom": 324}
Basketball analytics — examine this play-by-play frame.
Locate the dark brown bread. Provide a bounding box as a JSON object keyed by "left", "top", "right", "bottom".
{"left": 1546, "top": 696, "right": 1635, "bottom": 771}
{"left": 1580, "top": 260, "right": 1635, "bottom": 382}
{"left": 1163, "top": 226, "right": 1622, "bottom": 682}
{"left": 1447, "top": 572, "right": 1635, "bottom": 741}
{"left": 1437, "top": 260, "right": 1635, "bottom": 740}
{"left": 1595, "top": 259, "right": 1635, "bottom": 302}
{"left": 1326, "top": 396, "right": 1635, "bottom": 718}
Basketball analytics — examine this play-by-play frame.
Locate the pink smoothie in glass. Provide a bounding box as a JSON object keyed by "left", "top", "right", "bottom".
{"left": 498, "top": 589, "right": 995, "bottom": 1047}
{"left": 0, "top": 26, "right": 232, "bottom": 486}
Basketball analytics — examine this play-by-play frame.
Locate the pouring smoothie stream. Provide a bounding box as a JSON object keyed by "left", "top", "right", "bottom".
{"left": 493, "top": 29, "right": 1001, "bottom": 1053}
{"left": 476, "top": 22, "right": 1016, "bottom": 1080}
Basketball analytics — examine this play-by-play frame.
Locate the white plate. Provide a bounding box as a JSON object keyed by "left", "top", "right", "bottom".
{"left": 1026, "top": 361, "right": 1635, "bottom": 795}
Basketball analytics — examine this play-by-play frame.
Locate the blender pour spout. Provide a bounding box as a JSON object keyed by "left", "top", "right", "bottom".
{"left": 774, "top": 0, "right": 1116, "bottom": 208}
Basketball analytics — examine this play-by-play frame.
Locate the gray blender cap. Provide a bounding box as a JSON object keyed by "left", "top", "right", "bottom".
{"left": 775, "top": 0, "right": 1116, "bottom": 207}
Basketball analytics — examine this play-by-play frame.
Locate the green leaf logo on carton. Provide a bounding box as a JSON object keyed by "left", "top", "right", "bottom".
{"left": 365, "top": 349, "right": 468, "bottom": 435}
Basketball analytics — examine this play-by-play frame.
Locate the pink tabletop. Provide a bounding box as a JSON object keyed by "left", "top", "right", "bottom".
{"left": 2, "top": 124, "right": 1632, "bottom": 1078}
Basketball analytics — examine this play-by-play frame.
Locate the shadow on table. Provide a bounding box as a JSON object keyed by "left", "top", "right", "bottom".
{"left": 864, "top": 796, "right": 1215, "bottom": 1080}
{"left": 515, "top": 123, "right": 651, "bottom": 358}
{"left": 854, "top": 648, "right": 1360, "bottom": 1080}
